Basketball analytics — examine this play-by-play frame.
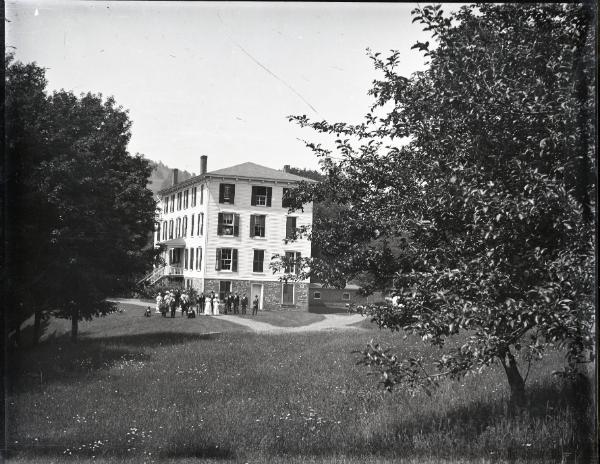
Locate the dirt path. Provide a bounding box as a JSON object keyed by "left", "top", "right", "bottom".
{"left": 216, "top": 313, "right": 365, "bottom": 333}
{"left": 108, "top": 298, "right": 365, "bottom": 333}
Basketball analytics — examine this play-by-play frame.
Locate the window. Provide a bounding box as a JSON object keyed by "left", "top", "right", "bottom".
{"left": 170, "top": 248, "right": 181, "bottom": 264}
{"left": 196, "top": 247, "right": 203, "bottom": 270}
{"left": 200, "top": 185, "right": 204, "bottom": 204}
{"left": 182, "top": 216, "right": 188, "bottom": 237}
{"left": 170, "top": 195, "right": 175, "bottom": 213}
{"left": 286, "top": 216, "right": 297, "bottom": 240}
{"left": 217, "top": 212, "right": 239, "bottom": 236}
{"left": 219, "top": 281, "right": 232, "bottom": 302}
{"left": 156, "top": 223, "right": 161, "bottom": 243}
{"left": 164, "top": 197, "right": 169, "bottom": 213}
{"left": 184, "top": 189, "right": 189, "bottom": 209}
{"left": 342, "top": 293, "right": 350, "bottom": 301}
{"left": 282, "top": 188, "right": 294, "bottom": 208}
{"left": 314, "top": 291, "right": 321, "bottom": 300}
{"left": 282, "top": 283, "right": 294, "bottom": 305}
{"left": 191, "top": 214, "right": 195, "bottom": 237}
{"left": 197, "top": 212, "right": 204, "bottom": 235}
{"left": 285, "top": 251, "right": 301, "bottom": 274}
{"left": 250, "top": 214, "right": 266, "bottom": 238}
{"left": 176, "top": 218, "right": 181, "bottom": 237}
{"left": 191, "top": 187, "right": 197, "bottom": 207}
{"left": 177, "top": 192, "right": 182, "bottom": 210}
{"left": 251, "top": 186, "right": 272, "bottom": 206}
{"left": 184, "top": 248, "right": 189, "bottom": 269}
{"left": 215, "top": 248, "right": 238, "bottom": 271}
{"left": 190, "top": 248, "right": 194, "bottom": 270}
{"left": 169, "top": 220, "right": 174, "bottom": 239}
{"left": 162, "top": 221, "right": 167, "bottom": 240}
{"left": 219, "top": 183, "right": 235, "bottom": 204}
{"left": 253, "top": 249, "right": 265, "bottom": 273}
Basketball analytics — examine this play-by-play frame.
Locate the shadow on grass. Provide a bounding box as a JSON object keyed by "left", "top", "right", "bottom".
{"left": 356, "top": 378, "right": 595, "bottom": 463}
{"left": 7, "top": 331, "right": 222, "bottom": 395}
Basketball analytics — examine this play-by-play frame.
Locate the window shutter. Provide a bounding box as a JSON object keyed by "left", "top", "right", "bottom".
{"left": 191, "top": 215, "right": 194, "bottom": 236}
{"left": 251, "top": 187, "right": 256, "bottom": 206}
{"left": 234, "top": 214, "right": 240, "bottom": 236}
{"left": 232, "top": 249, "right": 238, "bottom": 272}
{"left": 249, "top": 215, "right": 256, "bottom": 237}
{"left": 286, "top": 217, "right": 293, "bottom": 240}
{"left": 296, "top": 252, "right": 301, "bottom": 275}
{"left": 198, "top": 247, "right": 203, "bottom": 270}
{"left": 219, "top": 184, "right": 225, "bottom": 203}
{"left": 199, "top": 213, "right": 203, "bottom": 235}
{"left": 230, "top": 185, "right": 235, "bottom": 204}
{"left": 215, "top": 248, "right": 221, "bottom": 270}
{"left": 266, "top": 187, "right": 272, "bottom": 207}
{"left": 217, "top": 212, "right": 223, "bottom": 235}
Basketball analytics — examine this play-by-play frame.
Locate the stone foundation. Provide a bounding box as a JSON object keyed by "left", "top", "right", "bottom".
{"left": 201, "top": 278, "right": 308, "bottom": 311}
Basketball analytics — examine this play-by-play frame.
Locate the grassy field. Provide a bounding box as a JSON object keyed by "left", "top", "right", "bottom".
{"left": 5, "top": 305, "right": 595, "bottom": 463}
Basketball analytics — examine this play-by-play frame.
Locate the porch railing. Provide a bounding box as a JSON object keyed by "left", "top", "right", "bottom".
{"left": 139, "top": 265, "right": 184, "bottom": 285}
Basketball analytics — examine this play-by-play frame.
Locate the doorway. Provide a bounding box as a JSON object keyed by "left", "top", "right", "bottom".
{"left": 251, "top": 284, "right": 263, "bottom": 310}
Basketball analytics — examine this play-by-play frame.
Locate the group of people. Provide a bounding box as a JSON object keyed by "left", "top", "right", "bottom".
{"left": 153, "top": 289, "right": 260, "bottom": 318}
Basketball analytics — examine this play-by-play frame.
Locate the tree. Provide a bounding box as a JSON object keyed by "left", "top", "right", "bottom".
{"left": 285, "top": 4, "right": 595, "bottom": 404}
{"left": 5, "top": 55, "right": 157, "bottom": 343}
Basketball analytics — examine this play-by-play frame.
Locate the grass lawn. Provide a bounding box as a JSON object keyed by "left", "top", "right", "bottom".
{"left": 5, "top": 305, "right": 595, "bottom": 463}
{"left": 235, "top": 310, "right": 325, "bottom": 327}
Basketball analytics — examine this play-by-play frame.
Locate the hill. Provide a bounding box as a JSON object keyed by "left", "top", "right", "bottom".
{"left": 146, "top": 160, "right": 195, "bottom": 196}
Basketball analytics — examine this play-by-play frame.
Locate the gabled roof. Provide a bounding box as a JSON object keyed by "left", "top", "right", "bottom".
{"left": 206, "top": 162, "right": 313, "bottom": 183}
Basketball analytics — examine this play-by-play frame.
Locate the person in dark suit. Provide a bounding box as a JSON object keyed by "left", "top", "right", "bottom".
{"left": 198, "top": 292, "right": 206, "bottom": 314}
{"left": 233, "top": 293, "right": 240, "bottom": 314}
{"left": 252, "top": 295, "right": 259, "bottom": 316}
{"left": 241, "top": 294, "right": 248, "bottom": 314}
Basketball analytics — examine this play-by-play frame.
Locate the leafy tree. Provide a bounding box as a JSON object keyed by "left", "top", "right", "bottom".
{"left": 285, "top": 4, "right": 595, "bottom": 404}
{"left": 5, "top": 55, "right": 157, "bottom": 343}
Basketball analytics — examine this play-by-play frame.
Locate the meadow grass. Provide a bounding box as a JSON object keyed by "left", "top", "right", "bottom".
{"left": 234, "top": 310, "right": 325, "bottom": 327}
{"left": 5, "top": 306, "right": 595, "bottom": 463}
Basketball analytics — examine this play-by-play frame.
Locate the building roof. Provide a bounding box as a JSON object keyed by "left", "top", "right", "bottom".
{"left": 206, "top": 162, "right": 312, "bottom": 182}
{"left": 157, "top": 162, "right": 315, "bottom": 196}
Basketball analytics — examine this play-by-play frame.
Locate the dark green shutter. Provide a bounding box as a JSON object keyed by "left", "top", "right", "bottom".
{"left": 217, "top": 212, "right": 223, "bottom": 235}
{"left": 219, "top": 184, "right": 224, "bottom": 203}
{"left": 234, "top": 214, "right": 240, "bottom": 236}
{"left": 215, "top": 248, "right": 221, "bottom": 270}
{"left": 266, "top": 187, "right": 272, "bottom": 207}
{"left": 251, "top": 186, "right": 256, "bottom": 206}
{"left": 230, "top": 185, "right": 235, "bottom": 204}
{"left": 232, "top": 249, "right": 238, "bottom": 272}
{"left": 286, "top": 217, "right": 293, "bottom": 240}
{"left": 249, "top": 215, "right": 255, "bottom": 237}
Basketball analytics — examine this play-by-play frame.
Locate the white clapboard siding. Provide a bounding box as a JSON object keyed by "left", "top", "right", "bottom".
{"left": 204, "top": 178, "right": 312, "bottom": 282}
{"left": 155, "top": 176, "right": 313, "bottom": 283}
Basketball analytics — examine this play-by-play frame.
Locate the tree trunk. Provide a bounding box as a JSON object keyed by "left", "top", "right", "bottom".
{"left": 71, "top": 307, "right": 79, "bottom": 342}
{"left": 33, "top": 309, "right": 42, "bottom": 345}
{"left": 500, "top": 348, "right": 526, "bottom": 407}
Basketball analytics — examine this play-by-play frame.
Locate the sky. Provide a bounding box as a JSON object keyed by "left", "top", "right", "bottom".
{"left": 6, "top": 1, "right": 441, "bottom": 174}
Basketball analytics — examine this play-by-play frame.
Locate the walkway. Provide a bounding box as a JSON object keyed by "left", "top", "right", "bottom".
{"left": 107, "top": 298, "right": 366, "bottom": 333}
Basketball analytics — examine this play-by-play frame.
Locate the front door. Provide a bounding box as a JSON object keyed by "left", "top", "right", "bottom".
{"left": 282, "top": 283, "right": 294, "bottom": 305}
{"left": 251, "top": 284, "right": 263, "bottom": 310}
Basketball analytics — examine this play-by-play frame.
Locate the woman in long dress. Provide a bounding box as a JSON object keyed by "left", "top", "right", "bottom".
{"left": 204, "top": 295, "right": 212, "bottom": 315}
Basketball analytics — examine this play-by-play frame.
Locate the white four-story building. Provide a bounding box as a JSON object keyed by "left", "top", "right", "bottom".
{"left": 151, "top": 156, "right": 313, "bottom": 310}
